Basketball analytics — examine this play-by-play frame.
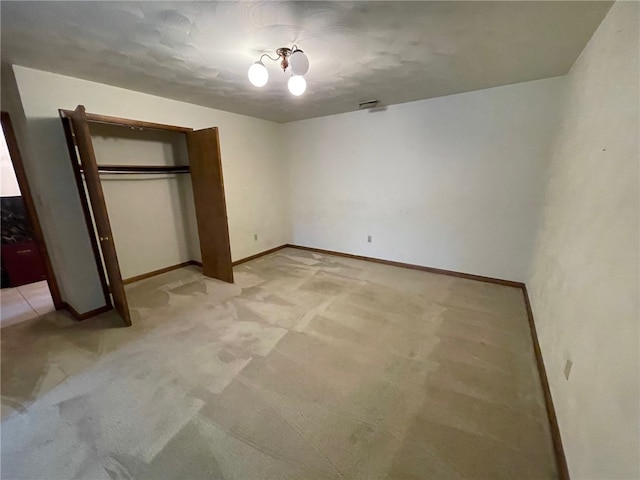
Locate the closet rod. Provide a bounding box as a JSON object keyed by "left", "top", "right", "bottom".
{"left": 80, "top": 165, "right": 191, "bottom": 174}
{"left": 95, "top": 171, "right": 191, "bottom": 175}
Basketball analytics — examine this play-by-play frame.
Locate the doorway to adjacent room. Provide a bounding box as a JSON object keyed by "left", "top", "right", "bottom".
{"left": 0, "top": 112, "right": 62, "bottom": 327}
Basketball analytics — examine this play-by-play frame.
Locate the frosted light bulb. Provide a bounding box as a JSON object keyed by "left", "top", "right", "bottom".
{"left": 248, "top": 61, "right": 268, "bottom": 87}
{"left": 288, "top": 75, "right": 306, "bottom": 96}
{"left": 289, "top": 50, "right": 309, "bottom": 76}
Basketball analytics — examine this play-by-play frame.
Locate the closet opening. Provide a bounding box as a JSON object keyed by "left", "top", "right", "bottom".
{"left": 0, "top": 112, "right": 63, "bottom": 327}
{"left": 59, "top": 107, "right": 233, "bottom": 326}
{"left": 86, "top": 122, "right": 201, "bottom": 284}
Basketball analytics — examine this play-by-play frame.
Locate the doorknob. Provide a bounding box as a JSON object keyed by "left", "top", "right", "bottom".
{"left": 100, "top": 236, "right": 109, "bottom": 241}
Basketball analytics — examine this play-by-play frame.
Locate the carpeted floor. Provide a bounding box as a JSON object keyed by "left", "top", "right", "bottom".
{"left": 1, "top": 247, "right": 557, "bottom": 479}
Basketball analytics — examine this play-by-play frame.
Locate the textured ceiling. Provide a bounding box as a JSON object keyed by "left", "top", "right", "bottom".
{"left": 1, "top": 1, "right": 612, "bottom": 123}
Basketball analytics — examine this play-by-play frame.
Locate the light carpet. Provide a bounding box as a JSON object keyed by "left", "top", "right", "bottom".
{"left": 1, "top": 247, "right": 557, "bottom": 479}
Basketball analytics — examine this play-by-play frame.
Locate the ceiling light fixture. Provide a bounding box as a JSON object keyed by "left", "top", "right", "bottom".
{"left": 248, "top": 46, "right": 309, "bottom": 96}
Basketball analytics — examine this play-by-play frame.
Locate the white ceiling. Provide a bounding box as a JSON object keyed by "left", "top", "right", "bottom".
{"left": 1, "top": 1, "right": 612, "bottom": 123}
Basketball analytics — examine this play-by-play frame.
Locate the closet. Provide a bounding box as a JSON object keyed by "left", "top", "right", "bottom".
{"left": 59, "top": 105, "right": 233, "bottom": 326}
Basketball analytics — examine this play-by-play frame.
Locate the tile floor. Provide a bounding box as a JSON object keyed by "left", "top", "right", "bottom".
{"left": 0, "top": 280, "right": 55, "bottom": 328}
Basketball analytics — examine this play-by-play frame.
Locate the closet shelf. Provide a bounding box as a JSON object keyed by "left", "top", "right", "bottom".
{"left": 81, "top": 165, "right": 191, "bottom": 174}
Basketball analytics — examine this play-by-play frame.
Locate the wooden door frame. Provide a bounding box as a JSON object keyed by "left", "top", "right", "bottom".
{"left": 0, "top": 111, "right": 64, "bottom": 309}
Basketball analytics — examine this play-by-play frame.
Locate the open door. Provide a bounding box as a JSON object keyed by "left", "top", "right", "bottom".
{"left": 68, "top": 105, "right": 131, "bottom": 326}
{"left": 187, "top": 127, "right": 233, "bottom": 283}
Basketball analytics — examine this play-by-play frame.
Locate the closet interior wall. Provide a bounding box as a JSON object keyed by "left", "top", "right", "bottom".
{"left": 88, "top": 123, "right": 200, "bottom": 281}
{"left": 60, "top": 107, "right": 233, "bottom": 325}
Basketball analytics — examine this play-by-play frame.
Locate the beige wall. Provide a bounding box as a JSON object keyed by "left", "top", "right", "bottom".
{"left": 283, "top": 77, "right": 564, "bottom": 282}
{"left": 528, "top": 2, "right": 640, "bottom": 477}
{"left": 9, "top": 65, "right": 290, "bottom": 313}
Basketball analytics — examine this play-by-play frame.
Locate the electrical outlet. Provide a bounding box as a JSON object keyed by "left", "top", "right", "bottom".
{"left": 564, "top": 358, "right": 573, "bottom": 380}
{"left": 367, "top": 235, "right": 372, "bottom": 243}
{"left": 254, "top": 234, "right": 258, "bottom": 241}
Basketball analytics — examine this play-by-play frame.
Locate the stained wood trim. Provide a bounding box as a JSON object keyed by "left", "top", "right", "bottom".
{"left": 232, "top": 245, "right": 289, "bottom": 266}
{"left": 285, "top": 244, "right": 524, "bottom": 288}
{"left": 59, "top": 114, "right": 112, "bottom": 309}
{"left": 63, "top": 302, "right": 112, "bottom": 321}
{"left": 60, "top": 109, "right": 192, "bottom": 133}
{"left": 122, "top": 261, "right": 201, "bottom": 284}
{"left": 522, "top": 285, "right": 570, "bottom": 480}
{"left": 0, "top": 112, "right": 64, "bottom": 310}
{"left": 124, "top": 245, "right": 322, "bottom": 281}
